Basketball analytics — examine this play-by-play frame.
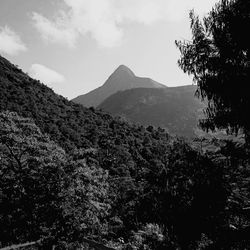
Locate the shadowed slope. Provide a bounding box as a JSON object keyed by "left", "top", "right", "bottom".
{"left": 98, "top": 85, "right": 205, "bottom": 138}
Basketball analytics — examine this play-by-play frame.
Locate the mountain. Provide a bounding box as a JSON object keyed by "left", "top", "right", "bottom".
{"left": 98, "top": 85, "right": 205, "bottom": 138}
{"left": 0, "top": 55, "right": 171, "bottom": 152}
{"left": 1, "top": 55, "right": 247, "bottom": 250}
{"left": 0, "top": 54, "right": 174, "bottom": 237}
{"left": 72, "top": 65, "right": 166, "bottom": 107}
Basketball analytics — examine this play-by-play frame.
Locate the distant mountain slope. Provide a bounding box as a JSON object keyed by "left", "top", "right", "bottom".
{"left": 72, "top": 65, "right": 166, "bottom": 107}
{"left": 98, "top": 85, "right": 205, "bottom": 138}
{"left": 0, "top": 55, "right": 171, "bottom": 152}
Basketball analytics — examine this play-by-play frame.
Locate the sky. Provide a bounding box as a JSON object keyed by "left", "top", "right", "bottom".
{"left": 0, "top": 0, "right": 220, "bottom": 99}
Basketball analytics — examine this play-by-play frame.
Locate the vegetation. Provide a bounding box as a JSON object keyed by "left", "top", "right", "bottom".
{"left": 176, "top": 0, "right": 250, "bottom": 143}
{"left": 98, "top": 86, "right": 204, "bottom": 138}
{"left": 0, "top": 112, "right": 109, "bottom": 248}
{"left": 0, "top": 0, "right": 250, "bottom": 249}
{"left": 3, "top": 110, "right": 247, "bottom": 249}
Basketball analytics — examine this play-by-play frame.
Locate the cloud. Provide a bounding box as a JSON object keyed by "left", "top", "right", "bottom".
{"left": 0, "top": 26, "right": 27, "bottom": 56}
{"left": 32, "top": 12, "right": 77, "bottom": 48}
{"left": 32, "top": 0, "right": 219, "bottom": 48}
{"left": 29, "top": 64, "right": 65, "bottom": 86}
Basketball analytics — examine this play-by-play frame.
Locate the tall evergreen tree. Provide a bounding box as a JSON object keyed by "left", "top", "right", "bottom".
{"left": 176, "top": 0, "right": 250, "bottom": 143}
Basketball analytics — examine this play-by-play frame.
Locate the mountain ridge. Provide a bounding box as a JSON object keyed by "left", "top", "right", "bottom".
{"left": 72, "top": 65, "right": 166, "bottom": 107}
{"left": 98, "top": 85, "right": 205, "bottom": 138}
{"left": 0, "top": 55, "right": 171, "bottom": 151}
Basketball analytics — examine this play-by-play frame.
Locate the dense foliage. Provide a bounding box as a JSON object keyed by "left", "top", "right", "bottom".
{"left": 0, "top": 112, "right": 66, "bottom": 245}
{"left": 0, "top": 112, "right": 109, "bottom": 248}
{"left": 176, "top": 0, "right": 250, "bottom": 143}
{"left": 2, "top": 111, "right": 243, "bottom": 249}
{"left": 1, "top": 34, "right": 250, "bottom": 250}
{"left": 0, "top": 55, "right": 116, "bottom": 151}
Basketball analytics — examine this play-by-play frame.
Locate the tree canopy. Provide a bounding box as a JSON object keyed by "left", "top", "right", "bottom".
{"left": 0, "top": 111, "right": 66, "bottom": 245}
{"left": 1, "top": 42, "right": 250, "bottom": 248}
{"left": 0, "top": 112, "right": 110, "bottom": 248}
{"left": 176, "top": 0, "right": 250, "bottom": 143}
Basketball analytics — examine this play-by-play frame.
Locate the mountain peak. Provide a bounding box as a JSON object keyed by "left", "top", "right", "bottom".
{"left": 72, "top": 64, "right": 166, "bottom": 107}
{"left": 112, "top": 65, "right": 135, "bottom": 78}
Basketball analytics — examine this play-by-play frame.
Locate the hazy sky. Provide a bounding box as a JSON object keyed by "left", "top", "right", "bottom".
{"left": 0, "top": 0, "right": 220, "bottom": 99}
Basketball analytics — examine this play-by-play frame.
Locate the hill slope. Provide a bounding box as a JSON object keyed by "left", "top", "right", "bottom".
{"left": 98, "top": 85, "right": 205, "bottom": 138}
{"left": 0, "top": 54, "right": 176, "bottom": 238}
{"left": 1, "top": 55, "right": 247, "bottom": 250}
{"left": 0, "top": 55, "right": 171, "bottom": 151}
{"left": 72, "top": 65, "right": 166, "bottom": 107}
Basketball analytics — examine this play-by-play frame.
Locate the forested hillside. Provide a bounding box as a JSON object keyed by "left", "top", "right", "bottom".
{"left": 1, "top": 53, "right": 250, "bottom": 249}
{"left": 98, "top": 86, "right": 204, "bottom": 138}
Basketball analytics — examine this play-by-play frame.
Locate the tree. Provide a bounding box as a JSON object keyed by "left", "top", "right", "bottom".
{"left": 137, "top": 139, "right": 229, "bottom": 249}
{"left": 0, "top": 111, "right": 66, "bottom": 246}
{"left": 60, "top": 148, "right": 110, "bottom": 245}
{"left": 0, "top": 112, "right": 111, "bottom": 248}
{"left": 176, "top": 0, "right": 250, "bottom": 143}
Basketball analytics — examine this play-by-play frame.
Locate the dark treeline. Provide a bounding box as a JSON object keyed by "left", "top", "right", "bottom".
{"left": 1, "top": 0, "right": 250, "bottom": 249}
